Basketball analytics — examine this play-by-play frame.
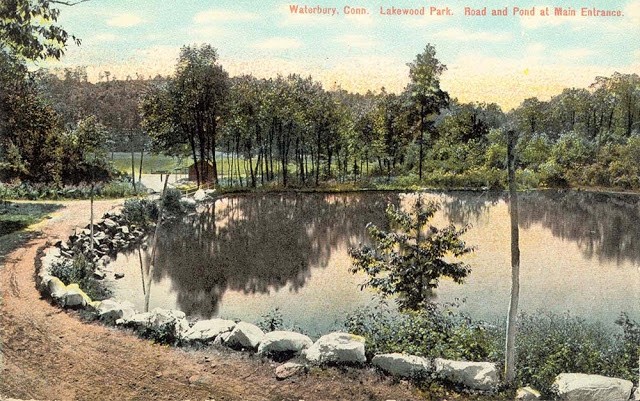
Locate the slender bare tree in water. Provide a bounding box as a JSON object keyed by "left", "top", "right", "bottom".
{"left": 505, "top": 129, "right": 520, "bottom": 383}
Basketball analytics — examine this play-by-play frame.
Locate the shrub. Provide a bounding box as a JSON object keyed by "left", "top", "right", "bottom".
{"left": 498, "top": 311, "right": 637, "bottom": 398}
{"left": 257, "top": 307, "right": 285, "bottom": 332}
{"left": 49, "top": 254, "right": 110, "bottom": 300}
{"left": 162, "top": 187, "right": 185, "bottom": 216}
{"left": 121, "top": 198, "right": 159, "bottom": 227}
{"left": 343, "top": 300, "right": 498, "bottom": 361}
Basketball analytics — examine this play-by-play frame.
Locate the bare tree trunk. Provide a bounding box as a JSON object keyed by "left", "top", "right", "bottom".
{"left": 90, "top": 183, "right": 94, "bottom": 254}
{"left": 131, "top": 150, "right": 136, "bottom": 192}
{"left": 138, "top": 150, "right": 144, "bottom": 185}
{"left": 505, "top": 129, "right": 520, "bottom": 384}
{"left": 145, "top": 173, "right": 170, "bottom": 313}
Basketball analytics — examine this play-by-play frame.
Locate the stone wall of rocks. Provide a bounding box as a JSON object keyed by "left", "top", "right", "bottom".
{"left": 35, "top": 205, "right": 639, "bottom": 401}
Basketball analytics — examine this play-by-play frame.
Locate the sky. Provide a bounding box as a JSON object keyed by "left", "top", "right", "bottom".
{"left": 42, "top": 0, "right": 640, "bottom": 110}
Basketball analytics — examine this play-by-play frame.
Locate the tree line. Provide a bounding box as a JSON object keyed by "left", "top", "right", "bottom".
{"left": 1, "top": 0, "right": 639, "bottom": 190}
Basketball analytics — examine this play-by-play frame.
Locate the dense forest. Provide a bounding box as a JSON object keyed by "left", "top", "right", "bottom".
{"left": 1, "top": 5, "right": 639, "bottom": 191}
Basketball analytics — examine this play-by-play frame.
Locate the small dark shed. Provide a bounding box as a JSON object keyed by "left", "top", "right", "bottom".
{"left": 188, "top": 161, "right": 214, "bottom": 183}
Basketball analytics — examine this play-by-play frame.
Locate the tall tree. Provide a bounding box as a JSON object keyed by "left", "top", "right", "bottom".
{"left": 505, "top": 129, "right": 521, "bottom": 384}
{"left": 174, "top": 44, "right": 229, "bottom": 186}
{"left": 407, "top": 44, "right": 449, "bottom": 180}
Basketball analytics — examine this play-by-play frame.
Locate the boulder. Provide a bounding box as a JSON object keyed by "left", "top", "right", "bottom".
{"left": 180, "top": 198, "right": 197, "bottom": 207}
{"left": 182, "top": 319, "right": 236, "bottom": 343}
{"left": 226, "top": 322, "right": 265, "bottom": 349}
{"left": 97, "top": 299, "right": 137, "bottom": 325}
{"left": 275, "top": 362, "right": 307, "bottom": 380}
{"left": 372, "top": 353, "right": 431, "bottom": 378}
{"left": 149, "top": 308, "right": 189, "bottom": 335}
{"left": 102, "top": 218, "right": 118, "bottom": 229}
{"left": 516, "top": 386, "right": 542, "bottom": 400}
{"left": 213, "top": 330, "right": 233, "bottom": 346}
{"left": 193, "top": 189, "right": 207, "bottom": 202}
{"left": 117, "top": 311, "right": 152, "bottom": 328}
{"left": 257, "top": 331, "right": 313, "bottom": 357}
{"left": 632, "top": 387, "right": 640, "bottom": 401}
{"left": 46, "top": 276, "right": 67, "bottom": 299}
{"left": 434, "top": 358, "right": 498, "bottom": 391}
{"left": 117, "top": 308, "right": 189, "bottom": 337}
{"left": 304, "top": 332, "right": 366, "bottom": 364}
{"left": 553, "top": 373, "right": 633, "bottom": 401}
{"left": 62, "top": 283, "right": 91, "bottom": 308}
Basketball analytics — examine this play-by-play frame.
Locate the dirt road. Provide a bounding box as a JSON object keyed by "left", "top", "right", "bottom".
{"left": 0, "top": 200, "right": 426, "bottom": 401}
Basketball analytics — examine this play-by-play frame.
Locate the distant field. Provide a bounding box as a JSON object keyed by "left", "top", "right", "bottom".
{"left": 110, "top": 152, "right": 191, "bottom": 174}
{"left": 110, "top": 152, "right": 255, "bottom": 180}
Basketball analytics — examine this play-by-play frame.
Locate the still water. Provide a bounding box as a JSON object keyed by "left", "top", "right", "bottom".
{"left": 110, "top": 190, "right": 640, "bottom": 335}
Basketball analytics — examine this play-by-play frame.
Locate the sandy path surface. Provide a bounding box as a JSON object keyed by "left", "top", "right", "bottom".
{"left": 0, "top": 199, "right": 425, "bottom": 401}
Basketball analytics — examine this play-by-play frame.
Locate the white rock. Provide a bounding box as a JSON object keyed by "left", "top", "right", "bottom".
{"left": 226, "top": 322, "right": 265, "bottom": 349}
{"left": 149, "top": 308, "right": 189, "bottom": 335}
{"left": 193, "top": 189, "right": 207, "bottom": 201}
{"left": 632, "top": 387, "right": 640, "bottom": 401}
{"left": 516, "top": 386, "right": 542, "bottom": 400}
{"left": 553, "top": 373, "right": 633, "bottom": 401}
{"left": 305, "top": 332, "right": 366, "bottom": 364}
{"left": 372, "top": 353, "right": 431, "bottom": 378}
{"left": 213, "top": 330, "right": 233, "bottom": 346}
{"left": 97, "top": 299, "right": 137, "bottom": 325}
{"left": 117, "top": 311, "right": 152, "bottom": 327}
{"left": 275, "top": 362, "right": 307, "bottom": 380}
{"left": 257, "top": 331, "right": 313, "bottom": 356}
{"left": 103, "top": 218, "right": 117, "bottom": 228}
{"left": 62, "top": 283, "right": 91, "bottom": 307}
{"left": 182, "top": 318, "right": 236, "bottom": 342}
{"left": 46, "top": 276, "right": 67, "bottom": 299}
{"left": 180, "top": 198, "right": 197, "bottom": 207}
{"left": 434, "top": 358, "right": 498, "bottom": 391}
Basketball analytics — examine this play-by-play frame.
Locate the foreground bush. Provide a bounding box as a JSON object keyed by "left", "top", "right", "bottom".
{"left": 0, "top": 178, "right": 140, "bottom": 200}
{"left": 343, "top": 300, "right": 498, "bottom": 362}
{"left": 344, "top": 302, "right": 639, "bottom": 396}
{"left": 49, "top": 254, "right": 110, "bottom": 300}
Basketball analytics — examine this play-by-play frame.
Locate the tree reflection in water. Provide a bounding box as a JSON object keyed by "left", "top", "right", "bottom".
{"left": 119, "top": 190, "right": 639, "bottom": 325}
{"left": 144, "top": 193, "right": 399, "bottom": 317}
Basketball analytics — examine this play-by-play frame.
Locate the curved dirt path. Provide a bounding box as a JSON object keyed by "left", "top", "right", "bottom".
{"left": 0, "top": 200, "right": 426, "bottom": 401}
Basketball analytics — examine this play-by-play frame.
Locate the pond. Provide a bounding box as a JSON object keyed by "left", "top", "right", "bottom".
{"left": 109, "top": 190, "right": 640, "bottom": 336}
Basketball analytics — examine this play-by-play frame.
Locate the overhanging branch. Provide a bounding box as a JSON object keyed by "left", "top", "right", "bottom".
{"left": 50, "top": 0, "right": 90, "bottom": 5}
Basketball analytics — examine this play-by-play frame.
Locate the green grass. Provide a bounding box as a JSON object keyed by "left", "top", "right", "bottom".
{"left": 0, "top": 201, "right": 62, "bottom": 262}
{"left": 110, "top": 152, "right": 191, "bottom": 174}
{"left": 110, "top": 152, "right": 254, "bottom": 177}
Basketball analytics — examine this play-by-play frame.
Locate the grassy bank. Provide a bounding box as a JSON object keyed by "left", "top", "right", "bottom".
{"left": 0, "top": 202, "right": 62, "bottom": 262}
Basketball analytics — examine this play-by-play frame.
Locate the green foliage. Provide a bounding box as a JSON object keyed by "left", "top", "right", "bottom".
{"left": 161, "top": 187, "right": 186, "bottom": 216}
{"left": 343, "top": 300, "right": 499, "bottom": 361}
{"left": 256, "top": 307, "right": 307, "bottom": 335}
{"left": 346, "top": 303, "right": 638, "bottom": 397}
{"left": 121, "top": 198, "right": 159, "bottom": 227}
{"left": 0, "top": 179, "right": 137, "bottom": 200}
{"left": 0, "top": 0, "right": 79, "bottom": 61}
{"left": 257, "top": 307, "right": 285, "bottom": 332}
{"left": 502, "top": 312, "right": 639, "bottom": 398}
{"left": 349, "top": 196, "right": 472, "bottom": 311}
{"left": 49, "top": 253, "right": 110, "bottom": 300}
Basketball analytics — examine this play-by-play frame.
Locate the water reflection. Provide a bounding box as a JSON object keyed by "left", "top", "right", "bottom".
{"left": 112, "top": 190, "right": 639, "bottom": 330}
{"left": 516, "top": 190, "right": 640, "bottom": 266}
{"left": 147, "top": 193, "right": 398, "bottom": 317}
